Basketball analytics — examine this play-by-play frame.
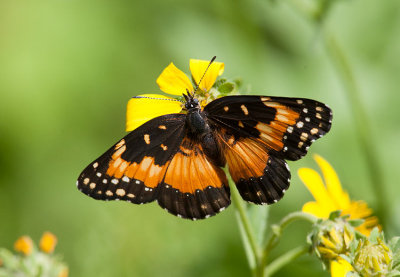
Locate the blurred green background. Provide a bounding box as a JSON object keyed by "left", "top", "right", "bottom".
{"left": 1, "top": 0, "right": 399, "bottom": 276}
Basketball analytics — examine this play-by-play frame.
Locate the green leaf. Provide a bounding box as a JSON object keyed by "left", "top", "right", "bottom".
{"left": 339, "top": 254, "right": 352, "bottom": 264}
{"left": 348, "top": 219, "right": 364, "bottom": 227}
{"left": 217, "top": 82, "right": 235, "bottom": 94}
{"left": 233, "top": 77, "right": 242, "bottom": 88}
{"left": 387, "top": 270, "right": 400, "bottom": 277}
{"left": 247, "top": 204, "right": 269, "bottom": 246}
{"left": 349, "top": 239, "right": 360, "bottom": 255}
{"left": 389, "top": 237, "right": 400, "bottom": 252}
{"left": 328, "top": 210, "right": 341, "bottom": 220}
{"left": 368, "top": 227, "right": 381, "bottom": 243}
{"left": 0, "top": 249, "right": 19, "bottom": 270}
{"left": 235, "top": 210, "right": 256, "bottom": 269}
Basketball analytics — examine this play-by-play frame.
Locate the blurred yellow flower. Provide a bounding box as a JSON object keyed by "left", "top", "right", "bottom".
{"left": 330, "top": 258, "right": 355, "bottom": 277}
{"left": 298, "top": 154, "right": 380, "bottom": 236}
{"left": 126, "top": 58, "right": 224, "bottom": 131}
{"left": 40, "top": 231, "right": 58, "bottom": 254}
{"left": 14, "top": 236, "right": 33, "bottom": 256}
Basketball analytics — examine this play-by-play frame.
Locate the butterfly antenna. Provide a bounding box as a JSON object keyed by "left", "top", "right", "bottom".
{"left": 192, "top": 56, "right": 216, "bottom": 97}
{"left": 133, "top": 95, "right": 184, "bottom": 103}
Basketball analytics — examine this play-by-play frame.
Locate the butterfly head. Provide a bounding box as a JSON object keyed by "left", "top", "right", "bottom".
{"left": 183, "top": 89, "right": 200, "bottom": 111}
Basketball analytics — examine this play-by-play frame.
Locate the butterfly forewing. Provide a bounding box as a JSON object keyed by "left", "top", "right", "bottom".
{"left": 77, "top": 114, "right": 186, "bottom": 204}
{"left": 205, "top": 95, "right": 332, "bottom": 204}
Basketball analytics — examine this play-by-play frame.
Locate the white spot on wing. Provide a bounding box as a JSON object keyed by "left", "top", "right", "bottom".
{"left": 310, "top": 128, "right": 318, "bottom": 135}
{"left": 296, "top": 121, "right": 304, "bottom": 128}
{"left": 116, "top": 189, "right": 126, "bottom": 197}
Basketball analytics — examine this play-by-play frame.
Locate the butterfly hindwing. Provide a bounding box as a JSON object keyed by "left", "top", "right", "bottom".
{"left": 77, "top": 113, "right": 187, "bottom": 204}
{"left": 214, "top": 131, "right": 290, "bottom": 204}
{"left": 205, "top": 95, "right": 332, "bottom": 204}
{"left": 157, "top": 137, "right": 230, "bottom": 220}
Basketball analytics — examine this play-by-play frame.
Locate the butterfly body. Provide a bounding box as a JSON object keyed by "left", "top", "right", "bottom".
{"left": 77, "top": 94, "right": 332, "bottom": 220}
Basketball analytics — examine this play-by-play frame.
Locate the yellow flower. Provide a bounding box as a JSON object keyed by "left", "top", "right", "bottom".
{"left": 298, "top": 154, "right": 380, "bottom": 236}
{"left": 14, "top": 236, "right": 33, "bottom": 256}
{"left": 126, "top": 58, "right": 224, "bottom": 131}
{"left": 316, "top": 222, "right": 354, "bottom": 259}
{"left": 331, "top": 258, "right": 356, "bottom": 277}
{"left": 39, "top": 231, "right": 58, "bottom": 254}
{"left": 354, "top": 238, "right": 393, "bottom": 276}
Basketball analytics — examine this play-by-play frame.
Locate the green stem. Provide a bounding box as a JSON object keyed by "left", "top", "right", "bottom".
{"left": 264, "top": 245, "right": 309, "bottom": 277}
{"left": 323, "top": 34, "right": 387, "bottom": 227}
{"left": 230, "top": 179, "right": 263, "bottom": 276}
{"left": 263, "top": 212, "right": 316, "bottom": 255}
{"left": 260, "top": 212, "right": 315, "bottom": 276}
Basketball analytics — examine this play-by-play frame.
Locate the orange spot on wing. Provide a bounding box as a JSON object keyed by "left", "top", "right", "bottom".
{"left": 106, "top": 140, "right": 167, "bottom": 188}
{"left": 223, "top": 138, "right": 269, "bottom": 183}
{"left": 255, "top": 103, "right": 300, "bottom": 151}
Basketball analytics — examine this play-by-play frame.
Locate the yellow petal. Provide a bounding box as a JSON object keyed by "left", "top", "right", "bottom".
{"left": 39, "top": 231, "right": 57, "bottom": 254}
{"left": 190, "top": 59, "right": 224, "bottom": 92}
{"left": 156, "top": 62, "right": 193, "bottom": 96}
{"left": 298, "top": 168, "right": 337, "bottom": 213}
{"left": 314, "top": 154, "right": 350, "bottom": 210}
{"left": 302, "top": 201, "right": 331, "bottom": 218}
{"left": 126, "top": 94, "right": 182, "bottom": 131}
{"left": 330, "top": 258, "right": 354, "bottom": 277}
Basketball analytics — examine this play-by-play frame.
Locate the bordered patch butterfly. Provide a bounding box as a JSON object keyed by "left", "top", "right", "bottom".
{"left": 77, "top": 57, "right": 332, "bottom": 220}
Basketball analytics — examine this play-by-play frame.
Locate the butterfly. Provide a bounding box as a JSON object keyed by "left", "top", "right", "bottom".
{"left": 77, "top": 58, "right": 332, "bottom": 220}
